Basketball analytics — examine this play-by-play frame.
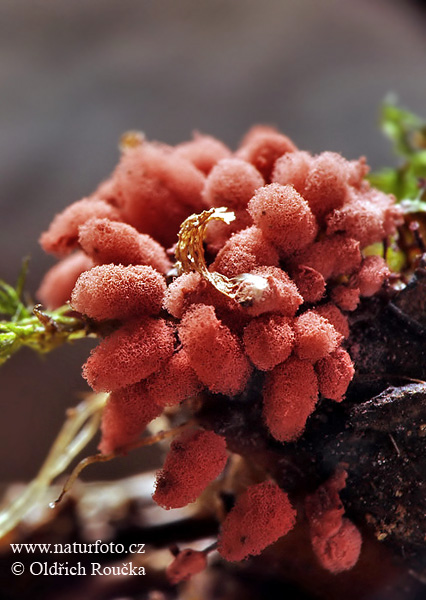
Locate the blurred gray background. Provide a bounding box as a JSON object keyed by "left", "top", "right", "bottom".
{"left": 0, "top": 0, "right": 425, "bottom": 481}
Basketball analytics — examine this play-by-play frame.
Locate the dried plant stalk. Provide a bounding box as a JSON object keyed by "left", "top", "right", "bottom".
{"left": 175, "top": 207, "right": 269, "bottom": 305}
{"left": 0, "top": 393, "right": 107, "bottom": 538}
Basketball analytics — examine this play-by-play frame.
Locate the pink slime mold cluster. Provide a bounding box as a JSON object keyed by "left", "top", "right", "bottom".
{"left": 38, "top": 126, "right": 402, "bottom": 573}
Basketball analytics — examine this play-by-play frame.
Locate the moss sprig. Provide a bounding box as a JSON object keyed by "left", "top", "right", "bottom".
{"left": 0, "top": 260, "right": 95, "bottom": 365}
{"left": 369, "top": 97, "right": 426, "bottom": 206}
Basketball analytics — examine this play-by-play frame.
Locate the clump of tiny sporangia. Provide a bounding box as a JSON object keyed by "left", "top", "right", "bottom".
{"left": 38, "top": 125, "right": 403, "bottom": 580}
